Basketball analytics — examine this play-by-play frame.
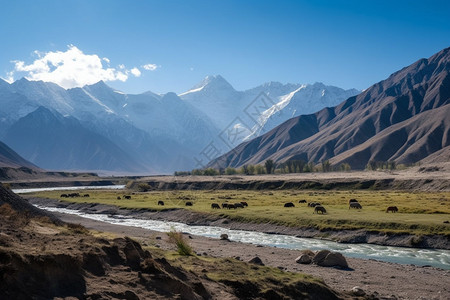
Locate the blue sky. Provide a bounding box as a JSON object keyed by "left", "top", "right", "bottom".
{"left": 1, "top": 0, "right": 449, "bottom": 94}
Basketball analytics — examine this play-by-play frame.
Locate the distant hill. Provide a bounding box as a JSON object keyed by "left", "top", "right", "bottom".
{"left": 2, "top": 107, "right": 145, "bottom": 172}
{"left": 0, "top": 140, "right": 38, "bottom": 169}
{"left": 209, "top": 47, "right": 450, "bottom": 169}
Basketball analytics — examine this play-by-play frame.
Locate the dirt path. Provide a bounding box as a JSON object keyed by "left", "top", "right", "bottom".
{"left": 55, "top": 212, "right": 450, "bottom": 300}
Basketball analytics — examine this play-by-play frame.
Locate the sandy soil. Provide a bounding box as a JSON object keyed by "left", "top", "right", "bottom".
{"left": 55, "top": 211, "right": 450, "bottom": 300}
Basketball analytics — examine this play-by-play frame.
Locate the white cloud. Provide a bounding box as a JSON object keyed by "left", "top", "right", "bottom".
{"left": 130, "top": 67, "right": 141, "bottom": 77}
{"left": 7, "top": 45, "right": 151, "bottom": 89}
{"left": 142, "top": 63, "right": 158, "bottom": 71}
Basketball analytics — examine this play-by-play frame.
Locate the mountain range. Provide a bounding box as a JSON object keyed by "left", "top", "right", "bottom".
{"left": 209, "top": 47, "right": 450, "bottom": 170}
{"left": 0, "top": 75, "right": 357, "bottom": 173}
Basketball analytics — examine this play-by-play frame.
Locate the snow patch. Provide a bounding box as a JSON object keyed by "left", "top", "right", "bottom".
{"left": 178, "top": 85, "right": 205, "bottom": 96}
{"left": 81, "top": 88, "right": 115, "bottom": 114}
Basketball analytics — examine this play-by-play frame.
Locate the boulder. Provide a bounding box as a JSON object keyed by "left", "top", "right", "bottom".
{"left": 312, "top": 250, "right": 348, "bottom": 268}
{"left": 352, "top": 286, "right": 365, "bottom": 296}
{"left": 220, "top": 234, "right": 229, "bottom": 240}
{"left": 248, "top": 256, "right": 264, "bottom": 266}
{"left": 295, "top": 254, "right": 312, "bottom": 264}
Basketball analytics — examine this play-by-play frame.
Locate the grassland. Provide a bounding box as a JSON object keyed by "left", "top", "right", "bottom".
{"left": 28, "top": 188, "right": 450, "bottom": 236}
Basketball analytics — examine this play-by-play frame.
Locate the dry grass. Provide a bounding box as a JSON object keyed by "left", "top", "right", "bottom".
{"left": 27, "top": 189, "right": 450, "bottom": 235}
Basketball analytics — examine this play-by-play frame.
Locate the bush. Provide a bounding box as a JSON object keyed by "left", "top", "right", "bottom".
{"left": 66, "top": 223, "right": 89, "bottom": 234}
{"left": 137, "top": 183, "right": 151, "bottom": 192}
{"left": 225, "top": 167, "right": 238, "bottom": 175}
{"left": 126, "top": 180, "right": 135, "bottom": 189}
{"left": 167, "top": 229, "right": 193, "bottom": 256}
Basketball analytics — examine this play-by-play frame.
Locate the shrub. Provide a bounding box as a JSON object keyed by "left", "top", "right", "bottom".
{"left": 125, "top": 180, "right": 135, "bottom": 189}
{"left": 67, "top": 223, "right": 89, "bottom": 234}
{"left": 166, "top": 229, "right": 193, "bottom": 256}
{"left": 225, "top": 167, "right": 237, "bottom": 175}
{"left": 137, "top": 183, "right": 151, "bottom": 192}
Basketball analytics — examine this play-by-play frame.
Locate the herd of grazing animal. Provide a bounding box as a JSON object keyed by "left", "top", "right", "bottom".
{"left": 58, "top": 191, "right": 400, "bottom": 215}
{"left": 284, "top": 197, "right": 399, "bottom": 215}
{"left": 219, "top": 202, "right": 249, "bottom": 209}
{"left": 60, "top": 193, "right": 89, "bottom": 198}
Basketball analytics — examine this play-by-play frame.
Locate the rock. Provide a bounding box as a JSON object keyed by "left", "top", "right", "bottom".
{"left": 352, "top": 286, "right": 365, "bottom": 296}
{"left": 295, "top": 254, "right": 312, "bottom": 264}
{"left": 249, "top": 256, "right": 264, "bottom": 266}
{"left": 220, "top": 234, "right": 229, "bottom": 240}
{"left": 312, "top": 250, "right": 349, "bottom": 268}
{"left": 155, "top": 236, "right": 161, "bottom": 240}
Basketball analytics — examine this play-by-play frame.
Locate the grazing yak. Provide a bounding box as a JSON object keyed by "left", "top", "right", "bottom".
{"left": 226, "top": 204, "right": 236, "bottom": 209}
{"left": 240, "top": 201, "right": 248, "bottom": 207}
{"left": 83, "top": 194, "right": 90, "bottom": 197}
{"left": 386, "top": 206, "right": 398, "bottom": 213}
{"left": 117, "top": 196, "right": 121, "bottom": 200}
{"left": 349, "top": 202, "right": 362, "bottom": 209}
{"left": 211, "top": 203, "right": 220, "bottom": 209}
{"left": 222, "top": 203, "right": 228, "bottom": 208}
{"left": 349, "top": 199, "right": 358, "bottom": 204}
{"left": 124, "top": 195, "right": 131, "bottom": 200}
{"left": 308, "top": 202, "right": 321, "bottom": 207}
{"left": 298, "top": 199, "right": 307, "bottom": 203}
{"left": 314, "top": 205, "right": 327, "bottom": 214}
{"left": 284, "top": 202, "right": 295, "bottom": 208}
{"left": 185, "top": 201, "right": 193, "bottom": 206}
{"left": 157, "top": 200, "right": 164, "bottom": 206}
{"left": 234, "top": 203, "right": 244, "bottom": 208}
{"left": 60, "top": 194, "right": 68, "bottom": 198}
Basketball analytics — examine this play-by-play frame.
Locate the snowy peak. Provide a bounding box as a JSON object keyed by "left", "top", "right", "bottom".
{"left": 82, "top": 80, "right": 112, "bottom": 91}
{"left": 179, "top": 75, "right": 235, "bottom": 96}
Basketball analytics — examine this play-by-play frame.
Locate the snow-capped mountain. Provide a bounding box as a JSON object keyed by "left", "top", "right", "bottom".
{"left": 0, "top": 75, "right": 358, "bottom": 173}
{"left": 179, "top": 76, "right": 359, "bottom": 153}
{"left": 249, "top": 82, "right": 360, "bottom": 137}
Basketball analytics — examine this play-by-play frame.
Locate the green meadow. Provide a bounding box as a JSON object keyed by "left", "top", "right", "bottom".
{"left": 29, "top": 189, "right": 450, "bottom": 236}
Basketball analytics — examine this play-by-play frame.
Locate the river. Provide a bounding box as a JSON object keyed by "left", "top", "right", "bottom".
{"left": 36, "top": 204, "right": 450, "bottom": 270}
{"left": 12, "top": 185, "right": 126, "bottom": 194}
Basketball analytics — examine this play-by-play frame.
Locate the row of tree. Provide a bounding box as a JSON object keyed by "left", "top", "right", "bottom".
{"left": 174, "top": 159, "right": 354, "bottom": 176}
{"left": 366, "top": 160, "right": 397, "bottom": 170}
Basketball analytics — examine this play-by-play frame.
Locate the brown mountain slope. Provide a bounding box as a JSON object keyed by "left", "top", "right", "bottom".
{"left": 210, "top": 47, "right": 450, "bottom": 169}
{"left": 0, "top": 140, "right": 39, "bottom": 169}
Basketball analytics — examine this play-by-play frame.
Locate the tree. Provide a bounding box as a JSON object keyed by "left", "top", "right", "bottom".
{"left": 241, "top": 165, "right": 250, "bottom": 175}
{"left": 225, "top": 167, "right": 237, "bottom": 175}
{"left": 203, "top": 168, "right": 219, "bottom": 176}
{"left": 286, "top": 160, "right": 294, "bottom": 173}
{"left": 339, "top": 163, "right": 351, "bottom": 172}
{"left": 247, "top": 164, "right": 255, "bottom": 175}
{"left": 321, "top": 160, "right": 331, "bottom": 172}
{"left": 255, "top": 165, "right": 266, "bottom": 174}
{"left": 292, "top": 160, "right": 306, "bottom": 173}
{"left": 265, "top": 159, "right": 275, "bottom": 174}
